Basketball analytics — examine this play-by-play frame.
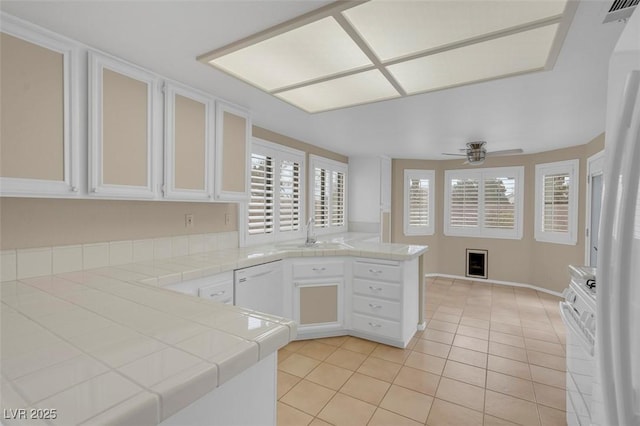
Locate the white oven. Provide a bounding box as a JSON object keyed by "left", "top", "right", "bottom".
{"left": 561, "top": 265, "right": 596, "bottom": 426}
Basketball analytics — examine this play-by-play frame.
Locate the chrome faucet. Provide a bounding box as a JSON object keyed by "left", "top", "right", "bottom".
{"left": 305, "top": 217, "right": 317, "bottom": 246}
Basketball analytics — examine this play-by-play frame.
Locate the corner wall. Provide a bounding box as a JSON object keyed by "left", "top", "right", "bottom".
{"left": 391, "top": 133, "right": 604, "bottom": 293}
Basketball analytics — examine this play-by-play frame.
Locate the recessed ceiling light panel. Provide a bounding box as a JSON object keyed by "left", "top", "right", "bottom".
{"left": 275, "top": 69, "right": 401, "bottom": 113}
{"left": 342, "top": 0, "right": 568, "bottom": 61}
{"left": 387, "top": 23, "right": 560, "bottom": 95}
{"left": 209, "top": 16, "right": 372, "bottom": 92}
{"left": 198, "top": 1, "right": 575, "bottom": 113}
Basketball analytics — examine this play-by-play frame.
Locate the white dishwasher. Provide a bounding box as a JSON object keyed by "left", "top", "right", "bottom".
{"left": 234, "top": 260, "right": 284, "bottom": 317}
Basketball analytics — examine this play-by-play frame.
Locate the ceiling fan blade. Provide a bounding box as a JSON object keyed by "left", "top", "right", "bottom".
{"left": 442, "top": 153, "right": 467, "bottom": 157}
{"left": 486, "top": 148, "right": 524, "bottom": 156}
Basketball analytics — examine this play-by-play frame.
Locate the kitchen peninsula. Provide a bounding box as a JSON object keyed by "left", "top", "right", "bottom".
{"left": 1, "top": 234, "right": 427, "bottom": 425}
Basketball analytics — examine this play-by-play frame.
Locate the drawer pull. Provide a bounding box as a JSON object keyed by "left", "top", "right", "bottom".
{"left": 210, "top": 290, "right": 226, "bottom": 297}
{"left": 312, "top": 267, "right": 326, "bottom": 271}
{"left": 369, "top": 269, "right": 383, "bottom": 274}
{"left": 368, "top": 322, "right": 382, "bottom": 328}
{"left": 368, "top": 286, "right": 382, "bottom": 291}
{"left": 368, "top": 303, "right": 382, "bottom": 309}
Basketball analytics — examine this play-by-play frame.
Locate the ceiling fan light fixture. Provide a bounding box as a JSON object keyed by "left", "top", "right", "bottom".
{"left": 466, "top": 141, "right": 487, "bottom": 165}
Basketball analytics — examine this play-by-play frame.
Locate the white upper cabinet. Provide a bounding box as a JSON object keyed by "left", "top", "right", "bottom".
{"left": 163, "top": 82, "right": 214, "bottom": 201}
{"left": 0, "top": 16, "right": 80, "bottom": 197}
{"left": 214, "top": 101, "right": 251, "bottom": 201}
{"left": 88, "top": 52, "right": 160, "bottom": 199}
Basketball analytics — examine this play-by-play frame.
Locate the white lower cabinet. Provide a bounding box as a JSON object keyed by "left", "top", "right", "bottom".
{"left": 286, "top": 256, "right": 419, "bottom": 348}
{"left": 350, "top": 258, "right": 418, "bottom": 347}
{"left": 286, "top": 259, "right": 344, "bottom": 338}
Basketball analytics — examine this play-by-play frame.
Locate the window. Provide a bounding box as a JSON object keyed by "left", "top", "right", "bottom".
{"left": 444, "top": 166, "right": 524, "bottom": 239}
{"left": 404, "top": 169, "right": 435, "bottom": 236}
{"left": 535, "top": 159, "right": 579, "bottom": 245}
{"left": 247, "top": 139, "right": 304, "bottom": 244}
{"left": 310, "top": 155, "right": 348, "bottom": 234}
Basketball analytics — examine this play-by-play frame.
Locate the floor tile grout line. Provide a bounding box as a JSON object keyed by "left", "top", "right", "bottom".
{"left": 278, "top": 280, "right": 566, "bottom": 426}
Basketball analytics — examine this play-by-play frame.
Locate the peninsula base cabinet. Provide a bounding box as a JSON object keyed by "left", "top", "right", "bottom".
{"left": 160, "top": 353, "right": 276, "bottom": 426}
{"left": 350, "top": 257, "right": 419, "bottom": 348}
{"left": 285, "top": 257, "right": 420, "bottom": 348}
{"left": 286, "top": 259, "right": 345, "bottom": 339}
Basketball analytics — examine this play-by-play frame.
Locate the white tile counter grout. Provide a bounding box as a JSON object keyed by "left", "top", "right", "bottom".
{"left": 0, "top": 232, "right": 427, "bottom": 425}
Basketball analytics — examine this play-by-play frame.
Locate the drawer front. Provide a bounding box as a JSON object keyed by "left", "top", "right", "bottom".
{"left": 293, "top": 261, "right": 344, "bottom": 279}
{"left": 352, "top": 313, "right": 401, "bottom": 339}
{"left": 353, "top": 278, "right": 401, "bottom": 301}
{"left": 353, "top": 261, "right": 401, "bottom": 282}
{"left": 353, "top": 295, "right": 401, "bottom": 321}
{"left": 199, "top": 281, "right": 233, "bottom": 304}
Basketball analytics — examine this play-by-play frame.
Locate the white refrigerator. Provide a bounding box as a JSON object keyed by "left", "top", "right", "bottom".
{"left": 595, "top": 6, "right": 640, "bottom": 426}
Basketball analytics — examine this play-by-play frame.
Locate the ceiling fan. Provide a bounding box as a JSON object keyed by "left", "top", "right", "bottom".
{"left": 442, "top": 141, "right": 524, "bottom": 165}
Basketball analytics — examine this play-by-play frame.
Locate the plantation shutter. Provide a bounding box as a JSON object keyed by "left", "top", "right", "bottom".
{"left": 331, "top": 170, "right": 345, "bottom": 227}
{"left": 314, "top": 167, "right": 329, "bottom": 228}
{"left": 279, "top": 159, "right": 301, "bottom": 232}
{"left": 450, "top": 178, "right": 479, "bottom": 228}
{"left": 408, "top": 178, "right": 430, "bottom": 228}
{"left": 484, "top": 176, "right": 516, "bottom": 230}
{"left": 249, "top": 153, "right": 274, "bottom": 235}
{"left": 543, "top": 172, "right": 570, "bottom": 233}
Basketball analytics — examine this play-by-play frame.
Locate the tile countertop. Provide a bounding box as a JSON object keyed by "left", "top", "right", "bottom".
{"left": 0, "top": 233, "right": 427, "bottom": 425}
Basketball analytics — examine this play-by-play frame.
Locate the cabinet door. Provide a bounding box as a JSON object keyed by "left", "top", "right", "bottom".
{"left": 0, "top": 19, "right": 79, "bottom": 197}
{"left": 89, "top": 52, "right": 158, "bottom": 198}
{"left": 214, "top": 101, "right": 251, "bottom": 201}
{"left": 164, "top": 83, "right": 213, "bottom": 200}
{"left": 294, "top": 280, "right": 343, "bottom": 330}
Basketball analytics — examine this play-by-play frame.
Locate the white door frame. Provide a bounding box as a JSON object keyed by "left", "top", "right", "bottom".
{"left": 585, "top": 150, "right": 605, "bottom": 265}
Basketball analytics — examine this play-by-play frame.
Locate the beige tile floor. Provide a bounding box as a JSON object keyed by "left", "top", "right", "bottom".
{"left": 277, "top": 277, "right": 567, "bottom": 426}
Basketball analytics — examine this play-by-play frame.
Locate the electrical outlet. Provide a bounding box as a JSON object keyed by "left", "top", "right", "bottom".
{"left": 224, "top": 213, "right": 230, "bottom": 225}
{"left": 185, "top": 214, "right": 194, "bottom": 228}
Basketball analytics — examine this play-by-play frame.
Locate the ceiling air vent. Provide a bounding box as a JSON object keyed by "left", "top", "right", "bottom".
{"left": 603, "top": 0, "right": 639, "bottom": 23}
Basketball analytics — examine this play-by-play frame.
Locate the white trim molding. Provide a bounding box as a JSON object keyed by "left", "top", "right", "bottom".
{"left": 444, "top": 166, "right": 524, "bottom": 240}
{"left": 534, "top": 159, "right": 579, "bottom": 245}
{"left": 163, "top": 81, "right": 215, "bottom": 201}
{"left": 309, "top": 155, "right": 348, "bottom": 235}
{"left": 403, "top": 169, "right": 435, "bottom": 236}
{"left": 0, "top": 13, "right": 80, "bottom": 198}
{"left": 88, "top": 51, "right": 159, "bottom": 199}
{"left": 425, "top": 273, "right": 563, "bottom": 297}
{"left": 214, "top": 100, "right": 252, "bottom": 201}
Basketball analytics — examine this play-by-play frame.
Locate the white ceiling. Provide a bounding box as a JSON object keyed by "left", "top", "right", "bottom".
{"left": 0, "top": 0, "right": 625, "bottom": 159}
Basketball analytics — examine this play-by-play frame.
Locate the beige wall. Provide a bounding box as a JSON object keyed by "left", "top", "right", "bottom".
{"left": 252, "top": 126, "right": 349, "bottom": 164}
{"left": 0, "top": 198, "right": 237, "bottom": 249}
{"left": 174, "top": 94, "right": 206, "bottom": 190}
{"left": 391, "top": 133, "right": 604, "bottom": 293}
{"left": 0, "top": 125, "right": 347, "bottom": 251}
{"left": 221, "top": 112, "right": 247, "bottom": 193}
{"left": 102, "top": 69, "right": 148, "bottom": 186}
{"left": 1, "top": 33, "right": 64, "bottom": 181}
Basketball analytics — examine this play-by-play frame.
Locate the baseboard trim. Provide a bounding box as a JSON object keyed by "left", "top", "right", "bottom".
{"left": 424, "top": 273, "right": 563, "bottom": 298}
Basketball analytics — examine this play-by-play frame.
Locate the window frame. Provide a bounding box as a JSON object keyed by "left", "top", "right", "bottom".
{"left": 534, "top": 159, "right": 579, "bottom": 245}
{"left": 309, "top": 155, "right": 348, "bottom": 235}
{"left": 403, "top": 169, "right": 435, "bottom": 236}
{"left": 444, "top": 166, "right": 524, "bottom": 240}
{"left": 245, "top": 138, "right": 305, "bottom": 246}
